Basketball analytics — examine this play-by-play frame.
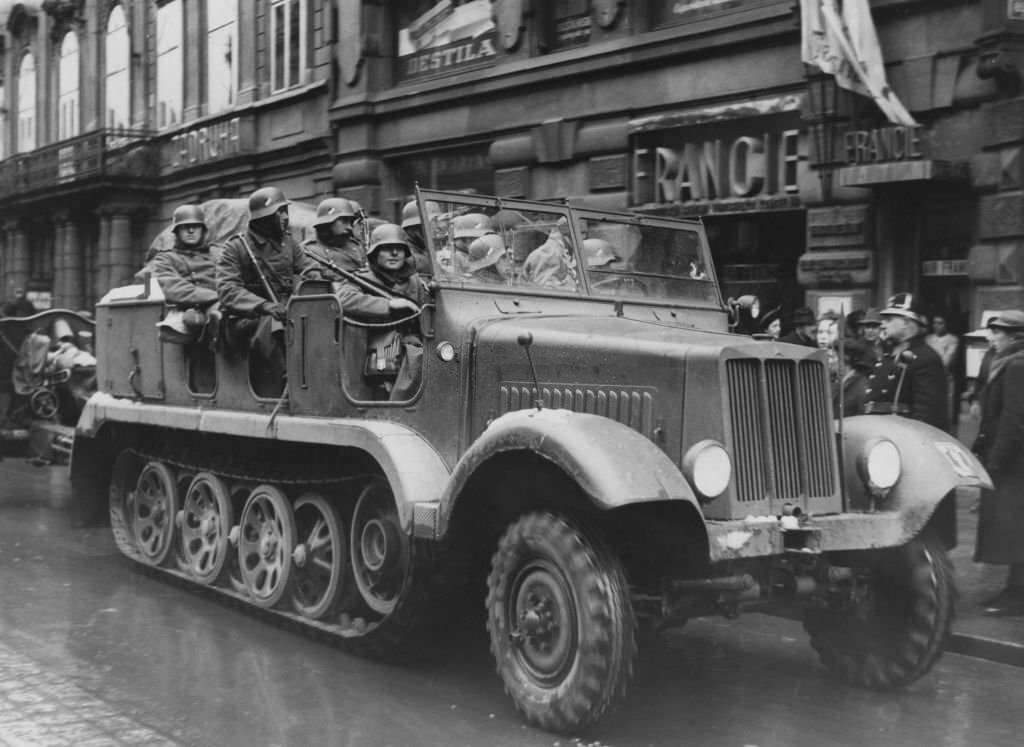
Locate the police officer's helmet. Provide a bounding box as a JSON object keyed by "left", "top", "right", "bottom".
{"left": 466, "top": 234, "right": 506, "bottom": 272}
{"left": 367, "top": 223, "right": 411, "bottom": 258}
{"left": 581, "top": 238, "right": 619, "bottom": 268}
{"left": 172, "top": 204, "right": 207, "bottom": 232}
{"left": 313, "top": 197, "right": 359, "bottom": 226}
{"left": 401, "top": 199, "right": 441, "bottom": 229}
{"left": 881, "top": 292, "right": 928, "bottom": 325}
{"left": 248, "top": 186, "right": 289, "bottom": 220}
{"left": 452, "top": 213, "right": 492, "bottom": 239}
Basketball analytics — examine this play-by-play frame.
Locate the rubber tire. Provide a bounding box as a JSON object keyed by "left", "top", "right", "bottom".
{"left": 486, "top": 512, "right": 637, "bottom": 733}
{"left": 804, "top": 529, "right": 956, "bottom": 689}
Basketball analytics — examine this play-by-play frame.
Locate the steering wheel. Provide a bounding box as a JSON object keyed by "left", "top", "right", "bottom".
{"left": 592, "top": 275, "right": 650, "bottom": 296}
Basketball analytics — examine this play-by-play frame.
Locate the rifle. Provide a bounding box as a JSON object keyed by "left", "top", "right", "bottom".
{"left": 238, "top": 234, "right": 284, "bottom": 333}
{"left": 358, "top": 208, "right": 371, "bottom": 259}
{"left": 302, "top": 249, "right": 420, "bottom": 305}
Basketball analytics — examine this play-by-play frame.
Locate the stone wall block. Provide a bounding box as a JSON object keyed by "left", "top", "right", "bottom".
{"left": 979, "top": 192, "right": 1024, "bottom": 239}
{"left": 984, "top": 98, "right": 1024, "bottom": 148}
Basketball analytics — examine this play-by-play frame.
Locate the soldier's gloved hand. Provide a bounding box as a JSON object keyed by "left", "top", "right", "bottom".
{"left": 261, "top": 301, "right": 287, "bottom": 321}
{"left": 388, "top": 298, "right": 419, "bottom": 314}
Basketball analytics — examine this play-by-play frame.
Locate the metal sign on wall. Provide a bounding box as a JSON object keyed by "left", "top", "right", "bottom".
{"left": 161, "top": 116, "right": 255, "bottom": 172}
{"left": 397, "top": 0, "right": 498, "bottom": 82}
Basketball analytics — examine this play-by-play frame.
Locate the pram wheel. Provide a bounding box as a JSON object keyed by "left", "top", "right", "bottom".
{"left": 29, "top": 388, "right": 59, "bottom": 419}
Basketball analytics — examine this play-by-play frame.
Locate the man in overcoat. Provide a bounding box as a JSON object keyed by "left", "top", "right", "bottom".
{"left": 973, "top": 309, "right": 1024, "bottom": 616}
{"left": 862, "top": 292, "right": 949, "bottom": 432}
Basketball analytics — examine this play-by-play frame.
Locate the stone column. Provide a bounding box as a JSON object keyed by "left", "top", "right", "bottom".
{"left": 107, "top": 212, "right": 135, "bottom": 289}
{"left": 95, "top": 212, "right": 111, "bottom": 301}
{"left": 53, "top": 217, "right": 68, "bottom": 305}
{"left": 64, "top": 219, "right": 84, "bottom": 310}
{"left": 4, "top": 222, "right": 30, "bottom": 297}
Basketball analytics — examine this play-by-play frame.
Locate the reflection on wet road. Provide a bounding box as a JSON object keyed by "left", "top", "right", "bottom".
{"left": 1, "top": 463, "right": 1022, "bottom": 746}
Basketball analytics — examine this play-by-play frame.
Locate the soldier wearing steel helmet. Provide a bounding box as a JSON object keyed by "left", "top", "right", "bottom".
{"left": 303, "top": 197, "right": 366, "bottom": 278}
{"left": 400, "top": 198, "right": 440, "bottom": 276}
{"left": 862, "top": 292, "right": 949, "bottom": 431}
{"left": 337, "top": 223, "right": 427, "bottom": 400}
{"left": 216, "top": 186, "right": 321, "bottom": 384}
{"left": 150, "top": 204, "right": 219, "bottom": 309}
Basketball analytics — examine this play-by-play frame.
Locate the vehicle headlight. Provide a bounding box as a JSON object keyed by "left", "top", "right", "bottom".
{"left": 859, "top": 438, "right": 901, "bottom": 491}
{"left": 682, "top": 440, "right": 732, "bottom": 501}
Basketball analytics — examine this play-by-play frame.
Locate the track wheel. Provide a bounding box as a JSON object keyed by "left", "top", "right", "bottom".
{"left": 804, "top": 528, "right": 956, "bottom": 689}
{"left": 238, "top": 485, "right": 296, "bottom": 608}
{"left": 486, "top": 512, "right": 637, "bottom": 733}
{"left": 350, "top": 479, "right": 409, "bottom": 615}
{"left": 291, "top": 493, "right": 347, "bottom": 620}
{"left": 179, "top": 473, "right": 233, "bottom": 586}
{"left": 132, "top": 462, "right": 179, "bottom": 567}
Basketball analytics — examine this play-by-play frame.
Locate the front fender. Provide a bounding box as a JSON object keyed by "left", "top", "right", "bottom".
{"left": 841, "top": 415, "right": 991, "bottom": 540}
{"left": 437, "top": 408, "right": 700, "bottom": 535}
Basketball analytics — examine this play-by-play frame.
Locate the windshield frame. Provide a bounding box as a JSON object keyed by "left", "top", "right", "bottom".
{"left": 415, "top": 188, "right": 726, "bottom": 311}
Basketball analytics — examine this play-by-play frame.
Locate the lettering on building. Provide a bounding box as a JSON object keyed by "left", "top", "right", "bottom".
{"left": 401, "top": 32, "right": 498, "bottom": 80}
{"left": 167, "top": 117, "right": 245, "bottom": 168}
{"left": 632, "top": 130, "right": 802, "bottom": 209}
{"left": 843, "top": 125, "right": 924, "bottom": 165}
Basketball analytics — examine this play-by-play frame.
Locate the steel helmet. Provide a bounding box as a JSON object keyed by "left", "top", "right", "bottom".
{"left": 452, "top": 212, "right": 492, "bottom": 239}
{"left": 401, "top": 199, "right": 441, "bottom": 228}
{"left": 171, "top": 204, "right": 207, "bottom": 232}
{"left": 248, "top": 186, "right": 289, "bottom": 220}
{"left": 581, "top": 238, "right": 619, "bottom": 268}
{"left": 313, "top": 197, "right": 359, "bottom": 226}
{"left": 466, "top": 234, "right": 506, "bottom": 272}
{"left": 881, "top": 292, "right": 928, "bottom": 325}
{"left": 367, "top": 223, "right": 411, "bottom": 257}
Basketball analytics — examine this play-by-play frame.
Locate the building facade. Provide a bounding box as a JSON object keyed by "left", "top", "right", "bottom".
{"left": 0, "top": 0, "right": 1022, "bottom": 336}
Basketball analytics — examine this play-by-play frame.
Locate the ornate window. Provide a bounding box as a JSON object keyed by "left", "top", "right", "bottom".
{"left": 105, "top": 4, "right": 131, "bottom": 131}
{"left": 270, "top": 0, "right": 307, "bottom": 92}
{"left": 58, "top": 32, "right": 80, "bottom": 140}
{"left": 156, "top": 0, "right": 183, "bottom": 128}
{"left": 17, "top": 52, "right": 36, "bottom": 153}
{"left": 207, "top": 2, "right": 237, "bottom": 112}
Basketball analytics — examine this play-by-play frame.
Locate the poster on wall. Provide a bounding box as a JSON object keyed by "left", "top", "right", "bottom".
{"left": 397, "top": 0, "right": 498, "bottom": 82}
{"left": 651, "top": 0, "right": 774, "bottom": 28}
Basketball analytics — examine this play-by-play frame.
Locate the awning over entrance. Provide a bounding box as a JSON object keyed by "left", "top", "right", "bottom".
{"left": 837, "top": 160, "right": 969, "bottom": 187}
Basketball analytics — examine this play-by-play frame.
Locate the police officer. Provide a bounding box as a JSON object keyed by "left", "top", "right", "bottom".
{"left": 216, "top": 186, "right": 320, "bottom": 386}
{"left": 304, "top": 197, "right": 365, "bottom": 277}
{"left": 863, "top": 292, "right": 949, "bottom": 431}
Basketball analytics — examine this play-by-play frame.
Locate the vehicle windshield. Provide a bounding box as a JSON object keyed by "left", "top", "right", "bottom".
{"left": 418, "top": 191, "right": 721, "bottom": 307}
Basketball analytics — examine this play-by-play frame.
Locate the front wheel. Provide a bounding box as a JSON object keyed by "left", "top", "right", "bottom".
{"left": 486, "top": 512, "right": 637, "bottom": 733}
{"left": 804, "top": 529, "right": 956, "bottom": 689}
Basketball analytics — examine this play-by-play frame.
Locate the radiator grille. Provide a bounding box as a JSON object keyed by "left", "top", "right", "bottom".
{"left": 726, "top": 358, "right": 836, "bottom": 507}
{"left": 499, "top": 385, "right": 654, "bottom": 434}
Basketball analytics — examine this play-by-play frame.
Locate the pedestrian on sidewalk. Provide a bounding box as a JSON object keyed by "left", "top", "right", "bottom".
{"left": 973, "top": 309, "right": 1024, "bottom": 617}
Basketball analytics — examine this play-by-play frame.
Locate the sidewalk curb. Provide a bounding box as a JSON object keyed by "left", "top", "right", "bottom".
{"left": 948, "top": 632, "right": 1024, "bottom": 669}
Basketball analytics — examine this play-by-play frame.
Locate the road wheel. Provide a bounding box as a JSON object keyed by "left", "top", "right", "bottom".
{"left": 132, "top": 461, "right": 179, "bottom": 567}
{"left": 350, "top": 479, "right": 408, "bottom": 616}
{"left": 238, "top": 484, "right": 296, "bottom": 608}
{"left": 179, "top": 472, "right": 233, "bottom": 586}
{"left": 486, "top": 512, "right": 637, "bottom": 733}
{"left": 291, "top": 493, "right": 347, "bottom": 620}
{"left": 805, "top": 529, "right": 956, "bottom": 689}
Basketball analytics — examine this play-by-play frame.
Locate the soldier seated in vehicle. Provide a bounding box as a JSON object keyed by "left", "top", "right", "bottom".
{"left": 303, "top": 197, "right": 366, "bottom": 281}
{"left": 336, "top": 223, "right": 427, "bottom": 401}
{"left": 463, "top": 234, "right": 512, "bottom": 285}
{"left": 216, "top": 186, "right": 322, "bottom": 394}
{"left": 400, "top": 198, "right": 440, "bottom": 276}
{"left": 151, "top": 204, "right": 220, "bottom": 347}
{"left": 522, "top": 220, "right": 578, "bottom": 289}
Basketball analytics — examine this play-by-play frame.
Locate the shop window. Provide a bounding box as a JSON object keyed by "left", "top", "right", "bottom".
{"left": 396, "top": 0, "right": 498, "bottom": 83}
{"left": 271, "top": 0, "right": 308, "bottom": 92}
{"left": 208, "top": 2, "right": 237, "bottom": 112}
{"left": 105, "top": 4, "right": 131, "bottom": 132}
{"left": 394, "top": 147, "right": 494, "bottom": 196}
{"left": 58, "top": 32, "right": 80, "bottom": 141}
{"left": 157, "top": 0, "right": 183, "bottom": 128}
{"left": 17, "top": 52, "right": 35, "bottom": 153}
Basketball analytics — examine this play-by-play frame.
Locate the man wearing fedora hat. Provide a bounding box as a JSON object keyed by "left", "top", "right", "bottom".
{"left": 863, "top": 292, "right": 949, "bottom": 431}
{"left": 778, "top": 306, "right": 817, "bottom": 347}
{"left": 973, "top": 309, "right": 1024, "bottom": 616}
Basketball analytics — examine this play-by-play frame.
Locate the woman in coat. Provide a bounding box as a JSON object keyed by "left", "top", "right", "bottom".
{"left": 974, "top": 309, "right": 1024, "bottom": 616}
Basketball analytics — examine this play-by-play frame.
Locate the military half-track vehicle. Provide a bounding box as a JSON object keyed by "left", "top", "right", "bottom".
{"left": 71, "top": 189, "right": 991, "bottom": 733}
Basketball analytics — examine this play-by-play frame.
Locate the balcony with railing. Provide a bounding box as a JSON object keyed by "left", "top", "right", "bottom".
{"left": 0, "top": 129, "right": 158, "bottom": 202}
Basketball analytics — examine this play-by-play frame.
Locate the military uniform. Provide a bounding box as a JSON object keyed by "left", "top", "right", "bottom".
{"left": 150, "top": 244, "right": 219, "bottom": 307}
{"left": 863, "top": 335, "right": 949, "bottom": 431}
{"left": 303, "top": 236, "right": 365, "bottom": 278}
{"left": 216, "top": 229, "right": 317, "bottom": 317}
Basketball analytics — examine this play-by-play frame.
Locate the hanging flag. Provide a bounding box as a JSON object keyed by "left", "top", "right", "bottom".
{"left": 801, "top": 0, "right": 917, "bottom": 127}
